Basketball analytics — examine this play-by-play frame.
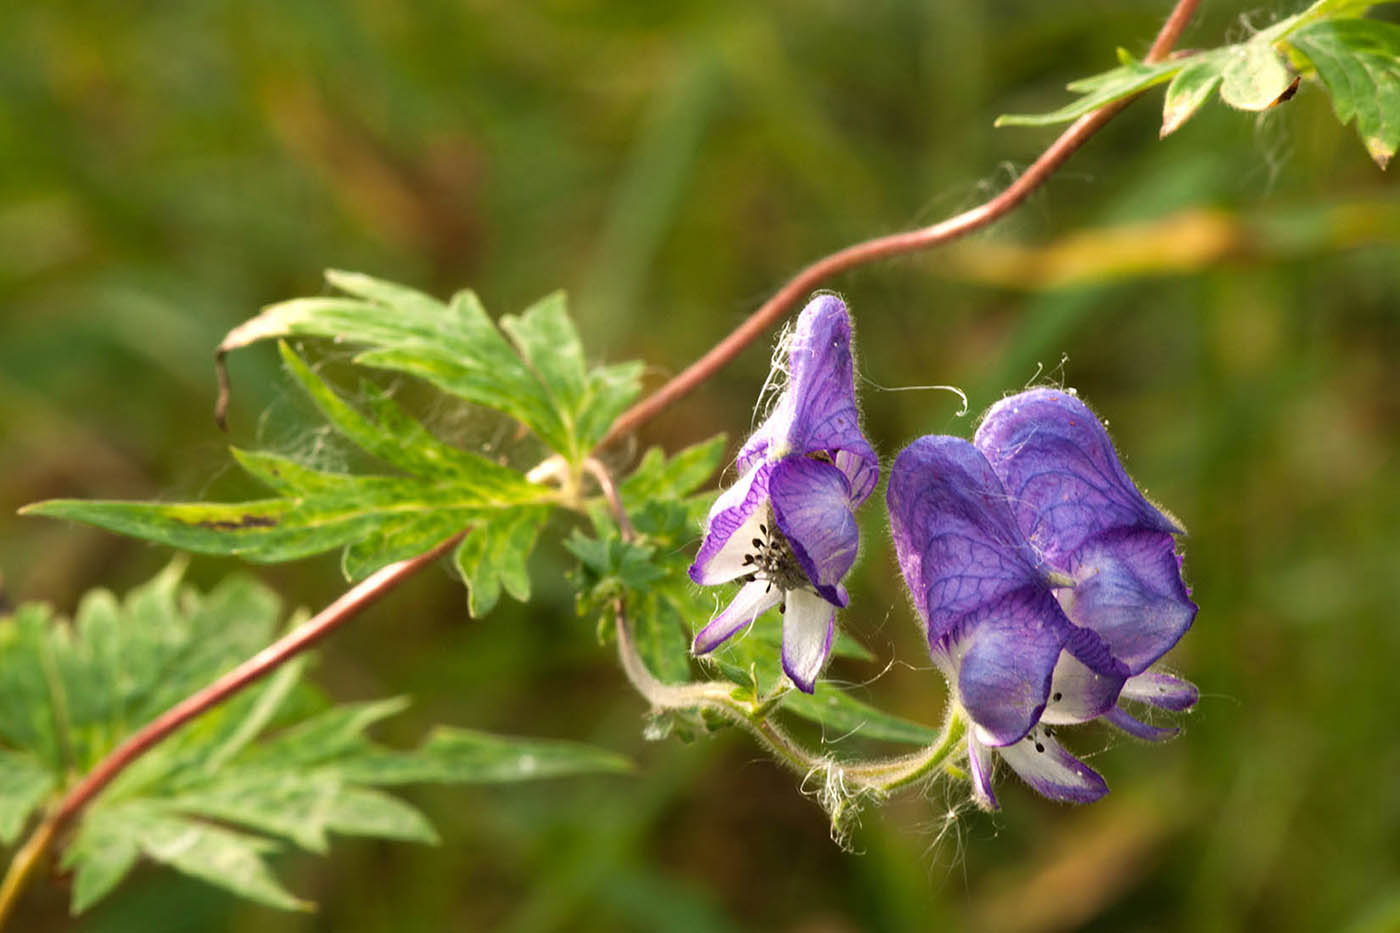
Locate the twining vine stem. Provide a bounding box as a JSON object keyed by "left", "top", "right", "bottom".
{"left": 600, "top": 0, "right": 1200, "bottom": 448}
{"left": 1, "top": 0, "right": 1200, "bottom": 923}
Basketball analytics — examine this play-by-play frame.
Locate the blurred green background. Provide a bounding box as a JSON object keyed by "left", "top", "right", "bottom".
{"left": 2, "top": 1, "right": 1397, "bottom": 930}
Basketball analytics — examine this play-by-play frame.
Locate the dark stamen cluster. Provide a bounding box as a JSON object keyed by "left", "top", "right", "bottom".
{"left": 739, "top": 518, "right": 807, "bottom": 599}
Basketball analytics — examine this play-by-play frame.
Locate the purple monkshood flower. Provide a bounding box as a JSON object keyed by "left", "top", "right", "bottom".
{"left": 688, "top": 295, "right": 878, "bottom": 693}
{"left": 887, "top": 388, "right": 1198, "bottom": 808}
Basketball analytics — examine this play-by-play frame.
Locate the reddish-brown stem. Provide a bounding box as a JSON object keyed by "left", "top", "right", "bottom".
{"left": 600, "top": 0, "right": 1200, "bottom": 448}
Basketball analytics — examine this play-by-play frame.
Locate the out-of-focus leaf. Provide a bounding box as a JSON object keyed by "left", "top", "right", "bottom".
{"left": 331, "top": 727, "right": 634, "bottom": 785}
{"left": 995, "top": 54, "right": 1178, "bottom": 127}
{"left": 0, "top": 565, "right": 631, "bottom": 915}
{"left": 999, "top": 0, "right": 1400, "bottom": 148}
{"left": 1161, "top": 56, "right": 1225, "bottom": 137}
{"left": 1219, "top": 36, "right": 1295, "bottom": 110}
{"left": 0, "top": 748, "right": 53, "bottom": 845}
{"left": 1290, "top": 18, "right": 1400, "bottom": 167}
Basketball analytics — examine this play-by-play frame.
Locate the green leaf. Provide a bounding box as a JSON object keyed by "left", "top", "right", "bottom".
{"left": 995, "top": 56, "right": 1179, "bottom": 127}
{"left": 24, "top": 346, "right": 557, "bottom": 590}
{"left": 133, "top": 807, "right": 310, "bottom": 912}
{"left": 62, "top": 804, "right": 143, "bottom": 914}
{"left": 780, "top": 690, "right": 940, "bottom": 747}
{"left": 0, "top": 748, "right": 53, "bottom": 844}
{"left": 332, "top": 726, "right": 634, "bottom": 785}
{"left": 218, "top": 271, "right": 639, "bottom": 461}
{"left": 1219, "top": 35, "right": 1295, "bottom": 110}
{"left": 0, "top": 565, "right": 632, "bottom": 916}
{"left": 169, "top": 770, "right": 346, "bottom": 853}
{"left": 619, "top": 435, "right": 727, "bottom": 502}
{"left": 453, "top": 505, "right": 552, "bottom": 617}
{"left": 997, "top": 1, "right": 1400, "bottom": 134}
{"left": 1290, "top": 18, "right": 1400, "bottom": 167}
{"left": 1161, "top": 55, "right": 1226, "bottom": 137}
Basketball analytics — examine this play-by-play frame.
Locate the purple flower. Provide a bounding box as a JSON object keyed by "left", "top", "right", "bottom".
{"left": 887, "top": 389, "right": 1197, "bottom": 807}
{"left": 688, "top": 295, "right": 878, "bottom": 693}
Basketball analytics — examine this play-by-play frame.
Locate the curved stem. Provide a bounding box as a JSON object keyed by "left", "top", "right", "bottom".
{"left": 0, "top": 811, "right": 58, "bottom": 929}
{"left": 600, "top": 0, "right": 1200, "bottom": 448}
{"left": 0, "top": 531, "right": 463, "bottom": 930}
{"left": 614, "top": 603, "right": 964, "bottom": 796}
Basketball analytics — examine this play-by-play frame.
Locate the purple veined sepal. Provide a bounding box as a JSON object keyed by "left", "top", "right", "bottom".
{"left": 887, "top": 435, "right": 1126, "bottom": 747}
{"left": 687, "top": 294, "right": 878, "bottom": 695}
{"left": 737, "top": 295, "right": 879, "bottom": 505}
{"left": 976, "top": 388, "right": 1199, "bottom": 676}
{"left": 1104, "top": 667, "right": 1200, "bottom": 741}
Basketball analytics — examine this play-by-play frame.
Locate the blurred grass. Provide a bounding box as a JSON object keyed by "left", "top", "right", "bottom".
{"left": 1, "top": 1, "right": 1397, "bottom": 931}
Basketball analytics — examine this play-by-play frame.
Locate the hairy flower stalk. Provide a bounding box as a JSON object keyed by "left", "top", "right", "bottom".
{"left": 688, "top": 295, "right": 878, "bottom": 692}
{"left": 888, "top": 389, "right": 1198, "bottom": 808}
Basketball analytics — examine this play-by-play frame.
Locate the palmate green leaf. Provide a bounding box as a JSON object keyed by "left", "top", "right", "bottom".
{"left": 0, "top": 564, "right": 632, "bottom": 915}
{"left": 997, "top": 0, "right": 1400, "bottom": 162}
{"left": 25, "top": 345, "right": 559, "bottom": 610}
{"left": 218, "top": 271, "right": 641, "bottom": 462}
{"left": 1289, "top": 18, "right": 1400, "bottom": 167}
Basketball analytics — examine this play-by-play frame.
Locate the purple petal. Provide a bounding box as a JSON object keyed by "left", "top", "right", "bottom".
{"left": 1061, "top": 529, "right": 1198, "bottom": 673}
{"left": 779, "top": 296, "right": 880, "bottom": 502}
{"left": 688, "top": 461, "right": 772, "bottom": 586}
{"left": 1040, "top": 652, "right": 1124, "bottom": 725}
{"left": 692, "top": 579, "right": 783, "bottom": 654}
{"left": 1103, "top": 705, "right": 1179, "bottom": 741}
{"left": 967, "top": 734, "right": 999, "bottom": 811}
{"left": 1120, "top": 670, "right": 1198, "bottom": 711}
{"left": 781, "top": 588, "right": 835, "bottom": 693}
{"left": 769, "top": 458, "right": 858, "bottom": 606}
{"left": 998, "top": 724, "right": 1108, "bottom": 804}
{"left": 886, "top": 436, "right": 1050, "bottom": 644}
{"left": 947, "top": 587, "right": 1068, "bottom": 747}
{"left": 974, "top": 388, "right": 1183, "bottom": 567}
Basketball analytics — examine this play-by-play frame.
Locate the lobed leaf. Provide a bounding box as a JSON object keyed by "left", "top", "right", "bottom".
{"left": 25, "top": 346, "right": 558, "bottom": 595}
{"left": 219, "top": 271, "right": 640, "bottom": 461}
{"left": 1289, "top": 17, "right": 1400, "bottom": 166}
{"left": 0, "top": 565, "right": 632, "bottom": 915}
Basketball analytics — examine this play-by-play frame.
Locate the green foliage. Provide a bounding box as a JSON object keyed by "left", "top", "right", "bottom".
{"left": 23, "top": 324, "right": 580, "bottom": 615}
{"left": 1290, "top": 18, "right": 1400, "bottom": 166}
{"left": 997, "top": 0, "right": 1400, "bottom": 166}
{"left": 0, "top": 563, "right": 631, "bottom": 915}
{"left": 221, "top": 271, "right": 642, "bottom": 463}
{"left": 569, "top": 436, "right": 728, "bottom": 685}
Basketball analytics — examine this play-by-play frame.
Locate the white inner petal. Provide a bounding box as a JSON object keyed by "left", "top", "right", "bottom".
{"left": 1040, "top": 652, "right": 1120, "bottom": 725}
{"left": 967, "top": 732, "right": 998, "bottom": 810}
{"left": 997, "top": 726, "right": 1103, "bottom": 800}
{"left": 692, "top": 579, "right": 783, "bottom": 654}
{"left": 781, "top": 588, "right": 835, "bottom": 690}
